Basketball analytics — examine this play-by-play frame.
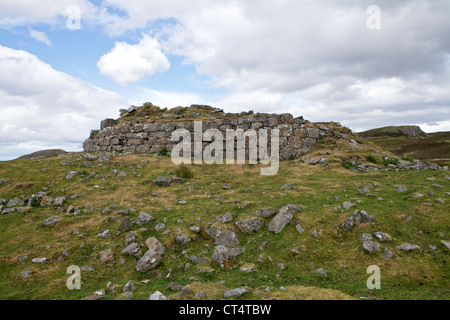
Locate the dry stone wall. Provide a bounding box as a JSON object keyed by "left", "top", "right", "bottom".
{"left": 83, "top": 110, "right": 338, "bottom": 160}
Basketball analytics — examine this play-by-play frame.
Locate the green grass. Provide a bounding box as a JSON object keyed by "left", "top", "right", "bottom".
{"left": 0, "top": 153, "right": 449, "bottom": 300}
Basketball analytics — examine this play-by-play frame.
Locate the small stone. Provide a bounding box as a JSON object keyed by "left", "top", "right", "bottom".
{"left": 224, "top": 288, "right": 249, "bottom": 299}
{"left": 123, "top": 280, "right": 136, "bottom": 292}
{"left": 135, "top": 212, "right": 153, "bottom": 226}
{"left": 98, "top": 229, "right": 112, "bottom": 239}
{"left": 175, "top": 233, "right": 191, "bottom": 245}
{"left": 119, "top": 216, "right": 132, "bottom": 232}
{"left": 42, "top": 216, "right": 61, "bottom": 226}
{"left": 314, "top": 268, "right": 327, "bottom": 277}
{"left": 296, "top": 225, "right": 305, "bottom": 234}
{"left": 396, "top": 243, "right": 422, "bottom": 252}
{"left": 149, "top": 291, "right": 168, "bottom": 300}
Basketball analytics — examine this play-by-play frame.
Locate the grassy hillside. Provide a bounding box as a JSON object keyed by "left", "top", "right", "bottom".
{"left": 361, "top": 131, "right": 450, "bottom": 167}
{"left": 0, "top": 137, "right": 449, "bottom": 300}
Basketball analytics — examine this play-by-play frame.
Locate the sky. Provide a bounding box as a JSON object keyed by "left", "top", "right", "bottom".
{"left": 0, "top": 0, "right": 449, "bottom": 160}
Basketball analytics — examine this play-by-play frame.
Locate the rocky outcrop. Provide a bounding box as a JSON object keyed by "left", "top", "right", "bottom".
{"left": 83, "top": 104, "right": 346, "bottom": 160}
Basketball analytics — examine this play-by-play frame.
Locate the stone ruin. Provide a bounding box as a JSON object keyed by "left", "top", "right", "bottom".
{"left": 83, "top": 103, "right": 349, "bottom": 160}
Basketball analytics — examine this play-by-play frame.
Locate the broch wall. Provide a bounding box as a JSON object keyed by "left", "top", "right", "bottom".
{"left": 82, "top": 104, "right": 344, "bottom": 160}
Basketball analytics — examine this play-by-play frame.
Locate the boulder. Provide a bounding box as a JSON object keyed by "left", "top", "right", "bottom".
{"left": 268, "top": 204, "right": 303, "bottom": 234}
{"left": 153, "top": 177, "right": 171, "bottom": 187}
{"left": 212, "top": 245, "right": 245, "bottom": 270}
{"left": 206, "top": 225, "right": 240, "bottom": 246}
{"left": 134, "top": 212, "right": 153, "bottom": 226}
{"left": 136, "top": 249, "right": 163, "bottom": 272}
{"left": 145, "top": 237, "right": 165, "bottom": 255}
{"left": 396, "top": 243, "right": 422, "bottom": 252}
{"left": 119, "top": 216, "right": 132, "bottom": 232}
{"left": 175, "top": 233, "right": 191, "bottom": 245}
{"left": 235, "top": 218, "right": 264, "bottom": 234}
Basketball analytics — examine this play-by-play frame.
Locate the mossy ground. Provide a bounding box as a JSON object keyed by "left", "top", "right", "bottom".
{"left": 0, "top": 148, "right": 448, "bottom": 300}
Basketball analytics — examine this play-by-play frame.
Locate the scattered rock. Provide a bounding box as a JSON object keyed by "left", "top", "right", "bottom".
{"left": 98, "top": 229, "right": 112, "bottom": 239}
{"left": 145, "top": 237, "right": 165, "bottom": 255}
{"left": 42, "top": 216, "right": 61, "bottom": 227}
{"left": 32, "top": 258, "right": 48, "bottom": 264}
{"left": 99, "top": 249, "right": 114, "bottom": 263}
{"left": 362, "top": 241, "right": 381, "bottom": 254}
{"left": 396, "top": 243, "right": 422, "bottom": 252}
{"left": 136, "top": 249, "right": 163, "bottom": 272}
{"left": 123, "top": 280, "right": 136, "bottom": 292}
{"left": 153, "top": 177, "right": 171, "bottom": 187}
{"left": 119, "top": 216, "right": 132, "bottom": 232}
{"left": 342, "top": 201, "right": 356, "bottom": 210}
{"left": 235, "top": 218, "right": 264, "bottom": 234}
{"left": 261, "top": 208, "right": 276, "bottom": 218}
{"left": 135, "top": 212, "right": 153, "bottom": 225}
{"left": 212, "top": 245, "right": 245, "bottom": 270}
{"left": 268, "top": 204, "right": 303, "bottom": 234}
{"left": 374, "top": 231, "right": 392, "bottom": 242}
{"left": 296, "top": 224, "right": 305, "bottom": 234}
{"left": 206, "top": 225, "right": 240, "bottom": 246}
{"left": 175, "top": 233, "right": 191, "bottom": 245}
{"left": 383, "top": 247, "right": 394, "bottom": 259}
{"left": 341, "top": 210, "right": 374, "bottom": 231}
{"left": 122, "top": 243, "right": 141, "bottom": 257}
{"left": 224, "top": 287, "right": 249, "bottom": 299}
{"left": 66, "top": 171, "right": 78, "bottom": 180}
{"left": 314, "top": 268, "right": 327, "bottom": 277}
{"left": 149, "top": 291, "right": 168, "bottom": 300}
{"left": 440, "top": 240, "right": 450, "bottom": 251}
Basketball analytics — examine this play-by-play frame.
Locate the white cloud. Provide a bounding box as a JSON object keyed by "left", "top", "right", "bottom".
{"left": 0, "top": 45, "right": 128, "bottom": 160}
{"left": 97, "top": 34, "right": 170, "bottom": 85}
{"left": 28, "top": 27, "right": 51, "bottom": 46}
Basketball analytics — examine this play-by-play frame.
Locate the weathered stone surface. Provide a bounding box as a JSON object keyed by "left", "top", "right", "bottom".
{"left": 145, "top": 237, "right": 165, "bottom": 255}
{"left": 122, "top": 243, "right": 141, "bottom": 257}
{"left": 341, "top": 210, "right": 374, "bottom": 231}
{"left": 153, "top": 176, "right": 171, "bottom": 187}
{"left": 42, "top": 216, "right": 61, "bottom": 226}
{"left": 99, "top": 249, "right": 114, "bottom": 263}
{"left": 149, "top": 291, "right": 168, "bottom": 300}
{"left": 396, "top": 243, "right": 422, "bottom": 252}
{"left": 53, "top": 197, "right": 66, "bottom": 207}
{"left": 212, "top": 245, "right": 245, "bottom": 270}
{"left": 235, "top": 218, "right": 264, "bottom": 234}
{"left": 98, "top": 229, "right": 112, "bottom": 239}
{"left": 206, "top": 225, "right": 240, "bottom": 246}
{"left": 223, "top": 288, "right": 249, "bottom": 299}
{"left": 374, "top": 231, "right": 392, "bottom": 242}
{"left": 82, "top": 106, "right": 335, "bottom": 160}
{"left": 261, "top": 208, "right": 276, "bottom": 218}
{"left": 136, "top": 249, "right": 163, "bottom": 272}
{"left": 440, "top": 240, "right": 450, "bottom": 251}
{"left": 362, "top": 241, "right": 381, "bottom": 254}
{"left": 66, "top": 171, "right": 78, "bottom": 180}
{"left": 135, "top": 211, "right": 153, "bottom": 225}
{"left": 175, "top": 233, "right": 191, "bottom": 245}
{"left": 119, "top": 216, "right": 132, "bottom": 232}
{"left": 268, "top": 204, "right": 303, "bottom": 234}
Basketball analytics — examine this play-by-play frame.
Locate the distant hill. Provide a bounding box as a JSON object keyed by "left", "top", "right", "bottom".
{"left": 358, "top": 125, "right": 427, "bottom": 138}
{"left": 358, "top": 126, "right": 450, "bottom": 166}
